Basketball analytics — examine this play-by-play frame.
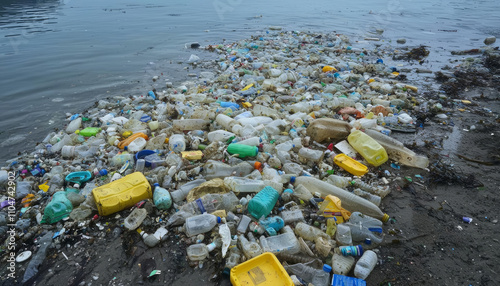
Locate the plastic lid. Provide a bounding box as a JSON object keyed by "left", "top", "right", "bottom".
{"left": 290, "top": 176, "right": 296, "bottom": 184}
{"left": 74, "top": 184, "right": 80, "bottom": 189}
{"left": 154, "top": 183, "right": 159, "bottom": 187}
{"left": 365, "top": 238, "right": 372, "bottom": 245}
{"left": 216, "top": 216, "right": 222, "bottom": 223}
{"left": 323, "top": 264, "right": 332, "bottom": 273}
{"left": 382, "top": 213, "right": 390, "bottom": 223}
{"left": 16, "top": 251, "right": 32, "bottom": 263}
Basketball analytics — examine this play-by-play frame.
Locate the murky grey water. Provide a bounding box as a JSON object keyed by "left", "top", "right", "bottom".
{"left": 0, "top": 0, "right": 498, "bottom": 164}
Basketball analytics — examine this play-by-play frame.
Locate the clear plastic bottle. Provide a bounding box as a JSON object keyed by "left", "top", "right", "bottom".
{"left": 186, "top": 242, "right": 218, "bottom": 261}
{"left": 202, "top": 160, "right": 254, "bottom": 180}
{"left": 127, "top": 137, "right": 147, "bottom": 152}
{"left": 224, "top": 177, "right": 266, "bottom": 194}
{"left": 284, "top": 261, "right": 331, "bottom": 286}
{"left": 135, "top": 159, "right": 146, "bottom": 172}
{"left": 294, "top": 177, "right": 389, "bottom": 222}
{"left": 364, "top": 129, "right": 429, "bottom": 169}
{"left": 170, "top": 179, "right": 206, "bottom": 203}
{"left": 124, "top": 208, "right": 147, "bottom": 230}
{"left": 172, "top": 119, "right": 210, "bottom": 131}
{"left": 237, "top": 215, "right": 251, "bottom": 233}
{"left": 276, "top": 140, "right": 295, "bottom": 152}
{"left": 327, "top": 174, "right": 352, "bottom": 188}
{"left": 352, "top": 179, "right": 390, "bottom": 198}
{"left": 184, "top": 213, "right": 221, "bottom": 237}
{"left": 294, "top": 222, "right": 330, "bottom": 242}
{"left": 238, "top": 233, "right": 263, "bottom": 259}
{"left": 207, "top": 130, "right": 235, "bottom": 142}
{"left": 298, "top": 147, "right": 324, "bottom": 164}
{"left": 225, "top": 247, "right": 241, "bottom": 269}
{"left": 235, "top": 136, "right": 261, "bottom": 146}
{"left": 354, "top": 250, "right": 378, "bottom": 280}
{"left": 215, "top": 114, "right": 237, "bottom": 130}
{"left": 169, "top": 134, "right": 186, "bottom": 152}
{"left": 353, "top": 188, "right": 381, "bottom": 206}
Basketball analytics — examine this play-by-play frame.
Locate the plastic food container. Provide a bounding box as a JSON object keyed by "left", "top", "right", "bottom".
{"left": 230, "top": 252, "right": 293, "bottom": 286}
{"left": 135, "top": 149, "right": 156, "bottom": 167}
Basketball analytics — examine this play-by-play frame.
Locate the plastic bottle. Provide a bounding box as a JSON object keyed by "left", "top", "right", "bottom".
{"left": 117, "top": 133, "right": 148, "bottom": 149}
{"left": 306, "top": 118, "right": 351, "bottom": 143}
{"left": 247, "top": 186, "right": 280, "bottom": 219}
{"left": 202, "top": 161, "right": 254, "bottom": 180}
{"left": 127, "top": 137, "right": 147, "bottom": 152}
{"left": 124, "top": 208, "right": 147, "bottom": 230}
{"left": 294, "top": 222, "right": 330, "bottom": 242}
{"left": 22, "top": 231, "right": 54, "bottom": 282}
{"left": 172, "top": 119, "right": 210, "bottom": 131}
{"left": 336, "top": 223, "right": 353, "bottom": 245}
{"left": 292, "top": 184, "right": 314, "bottom": 201}
{"left": 186, "top": 242, "right": 218, "bottom": 261}
{"left": 78, "top": 127, "right": 102, "bottom": 137}
{"left": 237, "top": 215, "right": 251, "bottom": 233}
{"left": 285, "top": 261, "right": 331, "bottom": 286}
{"left": 347, "top": 130, "right": 388, "bottom": 167}
{"left": 237, "top": 116, "right": 273, "bottom": 127}
{"left": 298, "top": 147, "right": 324, "bottom": 164}
{"left": 294, "top": 177, "right": 389, "bottom": 222}
{"left": 207, "top": 130, "right": 235, "bottom": 142}
{"left": 259, "top": 226, "right": 301, "bottom": 255}
{"left": 169, "top": 134, "right": 186, "bottom": 152}
{"left": 238, "top": 233, "right": 263, "bottom": 259}
{"left": 234, "top": 136, "right": 261, "bottom": 146}
{"left": 66, "top": 117, "right": 82, "bottom": 134}
{"left": 135, "top": 159, "right": 146, "bottom": 172}
{"left": 331, "top": 252, "right": 355, "bottom": 275}
{"left": 153, "top": 183, "right": 172, "bottom": 210}
{"left": 225, "top": 247, "right": 241, "bottom": 269}
{"left": 184, "top": 213, "right": 221, "bottom": 237}
{"left": 344, "top": 212, "right": 384, "bottom": 246}
{"left": 40, "top": 191, "right": 73, "bottom": 224}
{"left": 170, "top": 179, "right": 206, "bottom": 203}
{"left": 352, "top": 179, "right": 390, "bottom": 198}
{"left": 226, "top": 143, "right": 258, "bottom": 158}
{"left": 353, "top": 189, "right": 381, "bottom": 206}
{"left": 364, "top": 129, "right": 429, "bottom": 169}
{"left": 339, "top": 245, "right": 363, "bottom": 257}
{"left": 215, "top": 114, "right": 237, "bottom": 130}
{"left": 275, "top": 141, "right": 295, "bottom": 152}
{"left": 354, "top": 250, "right": 378, "bottom": 280}
{"left": 224, "top": 177, "right": 266, "bottom": 194}
{"left": 327, "top": 174, "right": 352, "bottom": 188}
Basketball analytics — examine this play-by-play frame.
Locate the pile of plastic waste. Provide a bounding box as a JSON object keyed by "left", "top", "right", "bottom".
{"left": 0, "top": 29, "right": 433, "bottom": 285}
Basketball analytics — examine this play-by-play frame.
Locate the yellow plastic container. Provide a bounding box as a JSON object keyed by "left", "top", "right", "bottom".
{"left": 334, "top": 154, "right": 368, "bottom": 177}
{"left": 92, "top": 172, "right": 152, "bottom": 216}
{"left": 347, "top": 130, "right": 388, "bottom": 167}
{"left": 181, "top": 150, "right": 203, "bottom": 160}
{"left": 318, "top": 195, "right": 351, "bottom": 223}
{"left": 230, "top": 252, "right": 293, "bottom": 286}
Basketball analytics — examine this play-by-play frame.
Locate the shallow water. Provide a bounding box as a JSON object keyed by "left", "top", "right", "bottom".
{"left": 0, "top": 0, "right": 498, "bottom": 164}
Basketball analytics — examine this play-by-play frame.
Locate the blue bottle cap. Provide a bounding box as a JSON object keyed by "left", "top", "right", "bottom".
{"left": 323, "top": 264, "right": 332, "bottom": 273}
{"left": 365, "top": 238, "right": 372, "bottom": 245}
{"left": 99, "top": 169, "right": 108, "bottom": 176}
{"left": 154, "top": 183, "right": 160, "bottom": 187}
{"left": 217, "top": 217, "right": 222, "bottom": 223}
{"left": 290, "top": 176, "right": 296, "bottom": 184}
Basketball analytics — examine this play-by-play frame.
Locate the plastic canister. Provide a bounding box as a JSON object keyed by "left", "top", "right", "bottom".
{"left": 354, "top": 250, "right": 378, "bottom": 280}
{"left": 61, "top": 146, "right": 76, "bottom": 158}
{"left": 247, "top": 186, "right": 280, "bottom": 219}
{"left": 153, "top": 183, "right": 172, "bottom": 210}
{"left": 92, "top": 172, "right": 152, "bottom": 216}
{"left": 40, "top": 191, "right": 73, "bottom": 224}
{"left": 347, "top": 130, "right": 388, "bottom": 167}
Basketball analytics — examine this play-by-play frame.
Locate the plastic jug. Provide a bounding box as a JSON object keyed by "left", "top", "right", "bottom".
{"left": 224, "top": 177, "right": 266, "bottom": 194}
{"left": 294, "top": 177, "right": 389, "bottom": 222}
{"left": 347, "top": 130, "right": 388, "bottom": 166}
{"left": 306, "top": 118, "right": 351, "bottom": 143}
{"left": 247, "top": 186, "right": 280, "bottom": 219}
{"left": 169, "top": 134, "right": 186, "bottom": 152}
{"left": 41, "top": 191, "right": 73, "bottom": 224}
{"left": 354, "top": 250, "right": 378, "bottom": 280}
{"left": 344, "top": 212, "right": 384, "bottom": 246}
{"left": 124, "top": 208, "right": 147, "bottom": 230}
{"left": 260, "top": 226, "right": 301, "bottom": 255}
{"left": 226, "top": 143, "right": 258, "bottom": 158}
{"left": 153, "top": 183, "right": 172, "bottom": 210}
{"left": 332, "top": 252, "right": 355, "bottom": 275}
{"left": 92, "top": 172, "right": 152, "bottom": 216}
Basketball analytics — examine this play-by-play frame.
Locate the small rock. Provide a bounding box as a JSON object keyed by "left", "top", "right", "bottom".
{"left": 484, "top": 36, "right": 496, "bottom": 45}
{"left": 396, "top": 38, "right": 406, "bottom": 44}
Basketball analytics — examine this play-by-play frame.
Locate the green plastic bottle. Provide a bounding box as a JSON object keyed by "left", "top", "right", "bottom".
{"left": 78, "top": 127, "right": 101, "bottom": 137}
{"left": 41, "top": 191, "right": 74, "bottom": 224}
{"left": 227, "top": 143, "right": 258, "bottom": 158}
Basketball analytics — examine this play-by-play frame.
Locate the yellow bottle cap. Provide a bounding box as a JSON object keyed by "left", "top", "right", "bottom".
{"left": 382, "top": 213, "right": 390, "bottom": 223}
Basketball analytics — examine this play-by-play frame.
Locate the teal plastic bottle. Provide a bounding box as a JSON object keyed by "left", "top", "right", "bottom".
{"left": 247, "top": 186, "right": 279, "bottom": 219}
{"left": 153, "top": 183, "right": 172, "bottom": 210}
{"left": 227, "top": 143, "right": 258, "bottom": 158}
{"left": 41, "top": 191, "right": 73, "bottom": 224}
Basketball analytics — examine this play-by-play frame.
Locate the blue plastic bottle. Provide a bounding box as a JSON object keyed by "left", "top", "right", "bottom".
{"left": 220, "top": 101, "right": 239, "bottom": 110}
{"left": 247, "top": 186, "right": 279, "bottom": 219}
{"left": 153, "top": 183, "right": 172, "bottom": 210}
